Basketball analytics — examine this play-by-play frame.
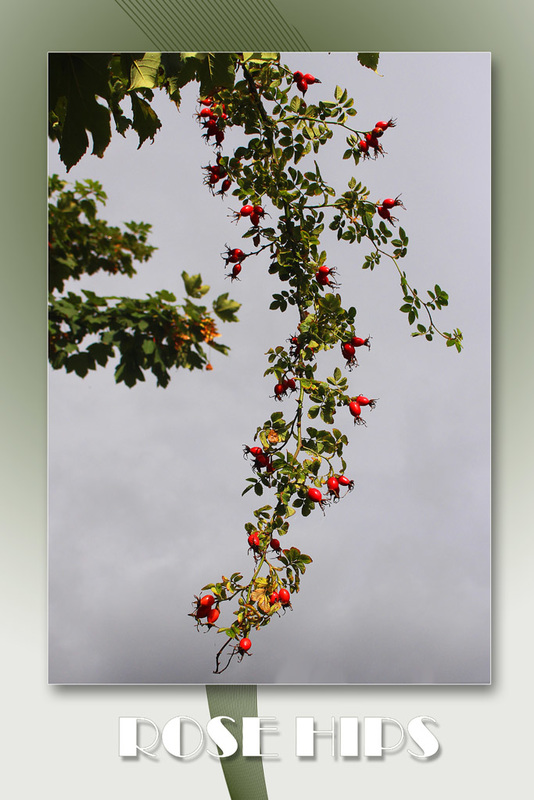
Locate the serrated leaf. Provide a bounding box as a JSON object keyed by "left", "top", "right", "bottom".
{"left": 213, "top": 293, "right": 240, "bottom": 322}
{"left": 182, "top": 271, "right": 210, "bottom": 299}
{"left": 128, "top": 53, "right": 161, "bottom": 90}
{"left": 50, "top": 53, "right": 113, "bottom": 170}
{"left": 130, "top": 92, "right": 162, "bottom": 148}
{"left": 357, "top": 53, "right": 380, "bottom": 72}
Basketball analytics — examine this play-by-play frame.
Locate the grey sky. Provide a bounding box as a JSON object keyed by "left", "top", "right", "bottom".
{"left": 48, "top": 52, "right": 490, "bottom": 684}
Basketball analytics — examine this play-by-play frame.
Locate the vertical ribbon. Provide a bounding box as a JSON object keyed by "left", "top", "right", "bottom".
{"left": 206, "top": 685, "right": 269, "bottom": 800}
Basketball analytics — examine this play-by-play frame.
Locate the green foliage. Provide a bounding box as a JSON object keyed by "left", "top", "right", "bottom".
{"left": 357, "top": 53, "right": 381, "bottom": 72}
{"left": 49, "top": 52, "right": 463, "bottom": 674}
{"left": 48, "top": 176, "right": 239, "bottom": 386}
{"left": 49, "top": 52, "right": 240, "bottom": 171}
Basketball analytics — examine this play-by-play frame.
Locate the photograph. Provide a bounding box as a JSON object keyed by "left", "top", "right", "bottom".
{"left": 48, "top": 51, "right": 490, "bottom": 684}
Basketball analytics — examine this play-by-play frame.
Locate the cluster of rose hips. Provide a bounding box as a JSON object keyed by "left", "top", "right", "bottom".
{"left": 270, "top": 587, "right": 291, "bottom": 606}
{"left": 223, "top": 246, "right": 246, "bottom": 281}
{"left": 247, "top": 531, "right": 282, "bottom": 556}
{"left": 376, "top": 194, "right": 405, "bottom": 225}
{"left": 223, "top": 205, "right": 265, "bottom": 279}
{"left": 340, "top": 335, "right": 371, "bottom": 369}
{"left": 307, "top": 474, "right": 354, "bottom": 509}
{"left": 292, "top": 70, "right": 321, "bottom": 95}
{"left": 288, "top": 335, "right": 302, "bottom": 359}
{"left": 358, "top": 118, "right": 396, "bottom": 158}
{"left": 194, "top": 87, "right": 390, "bottom": 669}
{"left": 233, "top": 203, "right": 265, "bottom": 227}
{"left": 315, "top": 264, "right": 339, "bottom": 289}
{"left": 348, "top": 395, "right": 377, "bottom": 426}
{"left": 273, "top": 376, "right": 297, "bottom": 400}
{"left": 233, "top": 583, "right": 292, "bottom": 656}
{"left": 197, "top": 96, "right": 227, "bottom": 147}
{"left": 190, "top": 593, "right": 220, "bottom": 627}
{"left": 243, "top": 445, "right": 274, "bottom": 474}
{"left": 203, "top": 160, "right": 232, "bottom": 196}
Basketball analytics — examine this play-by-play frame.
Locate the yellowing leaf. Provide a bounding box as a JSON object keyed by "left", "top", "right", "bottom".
{"left": 129, "top": 53, "right": 161, "bottom": 90}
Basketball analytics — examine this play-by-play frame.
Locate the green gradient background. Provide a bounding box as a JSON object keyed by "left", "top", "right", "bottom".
{"left": 1, "top": 0, "right": 532, "bottom": 797}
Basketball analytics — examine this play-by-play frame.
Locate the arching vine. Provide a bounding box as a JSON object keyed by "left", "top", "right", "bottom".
{"left": 185, "top": 54, "right": 462, "bottom": 673}
{"left": 48, "top": 52, "right": 462, "bottom": 674}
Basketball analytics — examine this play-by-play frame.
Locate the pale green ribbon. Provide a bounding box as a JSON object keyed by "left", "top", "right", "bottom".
{"left": 206, "top": 685, "right": 269, "bottom": 800}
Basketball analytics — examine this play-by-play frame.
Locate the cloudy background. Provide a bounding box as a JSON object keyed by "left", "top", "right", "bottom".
{"left": 48, "top": 52, "right": 490, "bottom": 684}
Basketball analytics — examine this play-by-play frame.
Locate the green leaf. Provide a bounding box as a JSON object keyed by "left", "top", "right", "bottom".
{"left": 357, "top": 53, "right": 380, "bottom": 72}
{"left": 197, "top": 52, "right": 237, "bottom": 96}
{"left": 157, "top": 289, "right": 177, "bottom": 303}
{"left": 128, "top": 53, "right": 161, "bottom": 90}
{"left": 182, "top": 271, "right": 210, "bottom": 298}
{"left": 213, "top": 293, "right": 240, "bottom": 323}
{"left": 242, "top": 52, "right": 279, "bottom": 65}
{"left": 65, "top": 352, "right": 93, "bottom": 377}
{"left": 290, "top": 95, "right": 303, "bottom": 113}
{"left": 129, "top": 92, "right": 162, "bottom": 148}
{"left": 49, "top": 53, "right": 113, "bottom": 170}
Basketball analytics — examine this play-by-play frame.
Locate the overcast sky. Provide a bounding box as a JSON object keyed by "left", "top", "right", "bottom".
{"left": 48, "top": 52, "right": 490, "bottom": 684}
